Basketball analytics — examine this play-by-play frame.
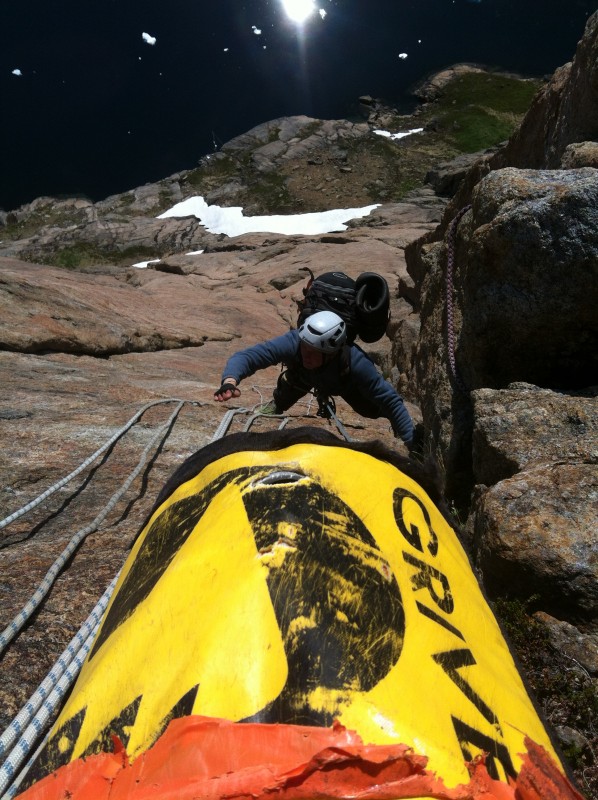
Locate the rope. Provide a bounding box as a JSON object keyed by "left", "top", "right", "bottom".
{"left": 446, "top": 205, "right": 472, "bottom": 394}
{"left": 0, "top": 402, "right": 184, "bottom": 656}
{"left": 0, "top": 574, "right": 119, "bottom": 759}
{"left": 0, "top": 397, "right": 353, "bottom": 795}
{"left": 323, "top": 401, "right": 355, "bottom": 442}
{"left": 0, "top": 627, "right": 97, "bottom": 797}
{"left": 210, "top": 407, "right": 251, "bottom": 441}
{"left": 0, "top": 400, "right": 187, "bottom": 793}
{"left": 0, "top": 398, "right": 187, "bottom": 531}
{"left": 1, "top": 733, "right": 49, "bottom": 800}
{"left": 216, "top": 398, "right": 354, "bottom": 441}
{"left": 0, "top": 574, "right": 120, "bottom": 798}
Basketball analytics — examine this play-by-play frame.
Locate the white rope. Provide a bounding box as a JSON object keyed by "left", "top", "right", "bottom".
{"left": 0, "top": 400, "right": 192, "bottom": 795}
{"left": 210, "top": 407, "right": 251, "bottom": 441}
{"left": 0, "top": 398, "right": 186, "bottom": 530}
{"left": 0, "top": 574, "right": 119, "bottom": 759}
{"left": 0, "top": 402, "right": 184, "bottom": 656}
{"left": 1, "top": 732, "right": 49, "bottom": 800}
{"left": 0, "top": 573, "right": 119, "bottom": 798}
{"left": 0, "top": 628, "right": 97, "bottom": 797}
{"left": 324, "top": 401, "right": 356, "bottom": 442}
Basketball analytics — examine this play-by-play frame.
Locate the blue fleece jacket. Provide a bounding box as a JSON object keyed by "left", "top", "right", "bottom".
{"left": 222, "top": 330, "right": 414, "bottom": 444}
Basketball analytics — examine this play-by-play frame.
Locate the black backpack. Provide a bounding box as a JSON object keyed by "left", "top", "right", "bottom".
{"left": 297, "top": 269, "right": 390, "bottom": 343}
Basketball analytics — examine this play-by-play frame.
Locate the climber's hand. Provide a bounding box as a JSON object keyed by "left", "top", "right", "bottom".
{"left": 214, "top": 381, "right": 241, "bottom": 402}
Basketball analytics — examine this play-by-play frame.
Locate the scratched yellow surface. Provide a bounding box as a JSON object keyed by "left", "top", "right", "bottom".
{"left": 45, "top": 444, "right": 561, "bottom": 791}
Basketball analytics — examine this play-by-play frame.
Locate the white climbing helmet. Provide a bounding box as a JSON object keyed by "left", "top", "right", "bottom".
{"left": 298, "top": 310, "right": 347, "bottom": 354}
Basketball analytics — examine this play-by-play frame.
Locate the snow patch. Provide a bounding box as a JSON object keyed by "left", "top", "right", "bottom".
{"left": 158, "top": 196, "right": 380, "bottom": 237}
{"left": 374, "top": 128, "right": 424, "bottom": 141}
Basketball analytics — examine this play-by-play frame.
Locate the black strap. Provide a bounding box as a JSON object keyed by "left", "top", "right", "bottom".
{"left": 216, "top": 381, "right": 238, "bottom": 395}
{"left": 339, "top": 344, "right": 351, "bottom": 377}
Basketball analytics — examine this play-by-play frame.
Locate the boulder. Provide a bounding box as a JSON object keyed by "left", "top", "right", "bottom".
{"left": 472, "top": 384, "right": 598, "bottom": 486}
{"left": 409, "top": 167, "right": 598, "bottom": 500}
{"left": 469, "top": 462, "right": 598, "bottom": 626}
{"left": 461, "top": 168, "right": 598, "bottom": 390}
{"left": 560, "top": 141, "right": 598, "bottom": 168}
{"left": 425, "top": 152, "right": 491, "bottom": 197}
{"left": 534, "top": 612, "right": 598, "bottom": 676}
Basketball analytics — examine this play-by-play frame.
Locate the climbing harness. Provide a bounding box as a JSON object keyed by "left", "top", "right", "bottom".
{"left": 313, "top": 393, "right": 356, "bottom": 442}
{"left": 446, "top": 205, "right": 472, "bottom": 394}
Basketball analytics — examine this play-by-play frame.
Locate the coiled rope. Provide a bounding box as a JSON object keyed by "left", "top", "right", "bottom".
{"left": 446, "top": 205, "right": 472, "bottom": 394}
{"left": 0, "top": 401, "right": 184, "bottom": 656}
{"left": 0, "top": 398, "right": 189, "bottom": 531}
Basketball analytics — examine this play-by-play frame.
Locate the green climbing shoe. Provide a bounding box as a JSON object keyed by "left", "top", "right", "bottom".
{"left": 256, "top": 400, "right": 282, "bottom": 415}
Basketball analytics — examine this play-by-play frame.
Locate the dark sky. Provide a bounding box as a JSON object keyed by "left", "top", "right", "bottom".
{"left": 0, "top": 0, "right": 593, "bottom": 210}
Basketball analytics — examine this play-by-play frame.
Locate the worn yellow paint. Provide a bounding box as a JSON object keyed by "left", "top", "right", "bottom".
{"left": 46, "top": 443, "right": 561, "bottom": 791}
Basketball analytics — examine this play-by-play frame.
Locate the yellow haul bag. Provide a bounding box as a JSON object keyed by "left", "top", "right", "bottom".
{"left": 25, "top": 441, "right": 566, "bottom": 796}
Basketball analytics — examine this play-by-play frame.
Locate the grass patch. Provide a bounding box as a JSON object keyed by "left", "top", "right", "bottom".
{"left": 244, "top": 171, "right": 293, "bottom": 213}
{"left": 2, "top": 207, "right": 87, "bottom": 241}
{"left": 45, "top": 244, "right": 159, "bottom": 269}
{"left": 157, "top": 189, "right": 175, "bottom": 212}
{"left": 444, "top": 107, "right": 514, "bottom": 152}
{"left": 421, "top": 72, "right": 541, "bottom": 153}
{"left": 46, "top": 244, "right": 107, "bottom": 269}
{"left": 185, "top": 154, "right": 239, "bottom": 190}
{"left": 440, "top": 73, "right": 541, "bottom": 114}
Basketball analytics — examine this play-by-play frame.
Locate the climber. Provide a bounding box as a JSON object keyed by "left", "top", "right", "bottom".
{"left": 214, "top": 310, "right": 414, "bottom": 447}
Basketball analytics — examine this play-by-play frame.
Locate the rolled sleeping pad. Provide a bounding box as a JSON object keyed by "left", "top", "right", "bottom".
{"left": 355, "top": 272, "right": 390, "bottom": 342}
{"left": 16, "top": 429, "right": 579, "bottom": 800}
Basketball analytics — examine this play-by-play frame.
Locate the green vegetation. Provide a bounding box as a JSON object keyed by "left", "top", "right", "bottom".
{"left": 440, "top": 73, "right": 541, "bottom": 115}
{"left": 157, "top": 189, "right": 174, "bottom": 212}
{"left": 2, "top": 205, "right": 87, "bottom": 242}
{"left": 46, "top": 244, "right": 159, "bottom": 269}
{"left": 442, "top": 107, "right": 514, "bottom": 153}
{"left": 244, "top": 171, "right": 293, "bottom": 213}
{"left": 422, "top": 73, "right": 541, "bottom": 153}
{"left": 185, "top": 154, "right": 238, "bottom": 189}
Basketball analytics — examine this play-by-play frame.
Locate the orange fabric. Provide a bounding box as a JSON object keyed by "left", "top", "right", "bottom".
{"left": 16, "top": 717, "right": 581, "bottom": 800}
{"left": 513, "top": 738, "right": 585, "bottom": 800}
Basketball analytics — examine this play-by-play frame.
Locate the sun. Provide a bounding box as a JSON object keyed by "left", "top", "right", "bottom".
{"left": 280, "top": 0, "right": 317, "bottom": 24}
